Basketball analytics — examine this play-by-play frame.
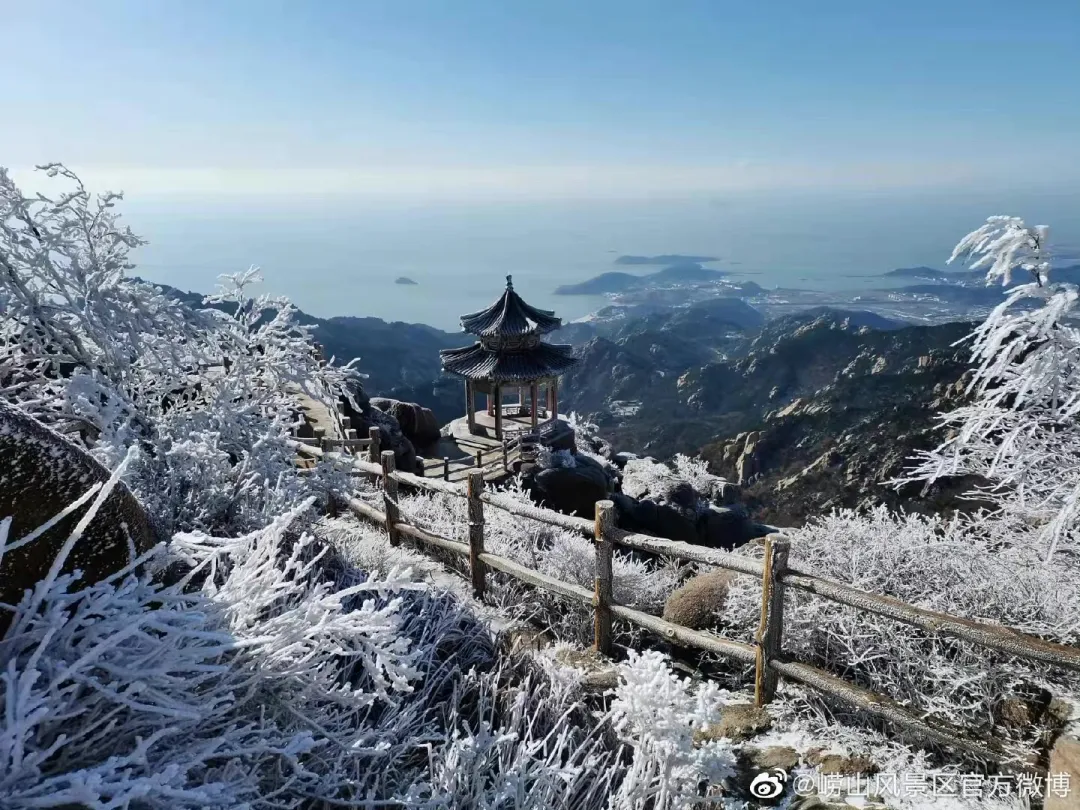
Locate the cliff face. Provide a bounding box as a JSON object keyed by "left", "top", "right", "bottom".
{"left": 700, "top": 355, "right": 980, "bottom": 525}
{"left": 559, "top": 311, "right": 980, "bottom": 524}
{"left": 682, "top": 316, "right": 982, "bottom": 524}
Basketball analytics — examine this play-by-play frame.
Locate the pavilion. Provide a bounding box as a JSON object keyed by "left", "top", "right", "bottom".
{"left": 439, "top": 275, "right": 578, "bottom": 442}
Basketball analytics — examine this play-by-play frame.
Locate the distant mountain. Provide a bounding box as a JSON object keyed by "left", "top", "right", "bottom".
{"left": 698, "top": 317, "right": 978, "bottom": 524}
{"left": 560, "top": 307, "right": 953, "bottom": 463}
{"left": 555, "top": 262, "right": 727, "bottom": 295}
{"left": 884, "top": 266, "right": 948, "bottom": 280}
{"left": 615, "top": 254, "right": 719, "bottom": 265}
{"left": 777, "top": 307, "right": 909, "bottom": 331}
{"left": 616, "top": 297, "right": 766, "bottom": 339}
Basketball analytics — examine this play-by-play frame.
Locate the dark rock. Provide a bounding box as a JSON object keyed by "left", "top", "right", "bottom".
{"left": 698, "top": 505, "right": 760, "bottom": 550}
{"left": 611, "top": 493, "right": 700, "bottom": 544}
{"left": 532, "top": 463, "right": 612, "bottom": 518}
{"left": 338, "top": 389, "right": 418, "bottom": 473}
{"left": 611, "top": 451, "right": 639, "bottom": 468}
{"left": 644, "top": 501, "right": 700, "bottom": 543}
{"left": 662, "top": 570, "right": 736, "bottom": 630}
{"left": 370, "top": 397, "right": 441, "bottom": 450}
{"left": 0, "top": 401, "right": 158, "bottom": 614}
{"left": 666, "top": 481, "right": 698, "bottom": 510}
{"left": 574, "top": 451, "right": 618, "bottom": 484}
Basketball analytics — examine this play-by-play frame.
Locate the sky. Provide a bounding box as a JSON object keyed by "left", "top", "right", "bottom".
{"left": 3, "top": 0, "right": 1080, "bottom": 200}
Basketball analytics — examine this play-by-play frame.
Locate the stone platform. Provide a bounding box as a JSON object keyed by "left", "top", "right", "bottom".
{"left": 418, "top": 411, "right": 574, "bottom": 484}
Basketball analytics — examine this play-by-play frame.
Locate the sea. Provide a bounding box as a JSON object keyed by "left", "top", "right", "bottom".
{"left": 124, "top": 188, "right": 1080, "bottom": 332}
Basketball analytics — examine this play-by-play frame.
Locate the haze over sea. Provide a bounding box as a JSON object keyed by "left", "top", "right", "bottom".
{"left": 127, "top": 189, "right": 1080, "bottom": 332}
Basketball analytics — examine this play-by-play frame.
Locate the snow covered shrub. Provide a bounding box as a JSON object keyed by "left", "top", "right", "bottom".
{"left": 608, "top": 650, "right": 737, "bottom": 810}
{"left": 622, "top": 454, "right": 726, "bottom": 514}
{"left": 672, "top": 453, "right": 729, "bottom": 501}
{"left": 720, "top": 507, "right": 1080, "bottom": 751}
{"left": 904, "top": 216, "right": 1080, "bottom": 560}
{"left": 1, "top": 478, "right": 637, "bottom": 809}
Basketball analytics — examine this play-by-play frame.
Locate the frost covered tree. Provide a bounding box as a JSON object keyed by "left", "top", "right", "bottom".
{"left": 903, "top": 216, "right": 1080, "bottom": 559}
{"left": 0, "top": 164, "right": 361, "bottom": 534}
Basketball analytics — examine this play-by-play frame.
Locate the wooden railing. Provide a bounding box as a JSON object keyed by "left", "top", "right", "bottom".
{"left": 295, "top": 443, "right": 1080, "bottom": 764}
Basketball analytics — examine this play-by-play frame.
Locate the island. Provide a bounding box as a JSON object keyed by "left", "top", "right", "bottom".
{"left": 555, "top": 262, "right": 727, "bottom": 295}
{"left": 883, "top": 266, "right": 948, "bottom": 280}
{"left": 395, "top": 276, "right": 418, "bottom": 285}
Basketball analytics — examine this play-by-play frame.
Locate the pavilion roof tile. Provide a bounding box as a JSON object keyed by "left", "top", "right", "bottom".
{"left": 459, "top": 275, "right": 562, "bottom": 337}
{"left": 439, "top": 341, "right": 577, "bottom": 382}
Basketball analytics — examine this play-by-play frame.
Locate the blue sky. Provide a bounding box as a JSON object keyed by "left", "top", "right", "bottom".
{"left": 3, "top": 0, "right": 1079, "bottom": 198}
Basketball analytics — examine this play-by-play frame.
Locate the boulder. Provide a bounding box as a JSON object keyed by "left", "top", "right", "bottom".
{"left": 0, "top": 401, "right": 157, "bottom": 612}
{"left": 612, "top": 494, "right": 699, "bottom": 544}
{"left": 370, "top": 397, "right": 441, "bottom": 449}
{"left": 532, "top": 462, "right": 612, "bottom": 518}
{"left": 698, "top": 505, "right": 747, "bottom": 550}
{"left": 338, "top": 389, "right": 418, "bottom": 473}
{"left": 662, "top": 569, "right": 735, "bottom": 630}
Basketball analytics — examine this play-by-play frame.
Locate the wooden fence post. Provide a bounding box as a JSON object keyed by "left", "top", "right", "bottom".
{"left": 467, "top": 470, "right": 486, "bottom": 599}
{"left": 443, "top": 457, "right": 450, "bottom": 481}
{"left": 502, "top": 441, "right": 509, "bottom": 471}
{"left": 755, "top": 534, "right": 791, "bottom": 707}
{"left": 381, "top": 450, "right": 400, "bottom": 547}
{"left": 594, "top": 500, "right": 615, "bottom": 656}
{"left": 368, "top": 427, "right": 381, "bottom": 465}
{"left": 475, "top": 450, "right": 483, "bottom": 468}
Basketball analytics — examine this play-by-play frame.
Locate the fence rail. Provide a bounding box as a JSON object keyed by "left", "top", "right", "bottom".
{"left": 299, "top": 443, "right": 1080, "bottom": 763}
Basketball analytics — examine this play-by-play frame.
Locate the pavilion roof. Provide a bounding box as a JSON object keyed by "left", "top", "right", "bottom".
{"left": 459, "top": 275, "right": 562, "bottom": 337}
{"left": 439, "top": 341, "right": 577, "bottom": 382}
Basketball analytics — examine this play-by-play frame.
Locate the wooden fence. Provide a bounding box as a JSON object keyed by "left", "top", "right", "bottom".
{"left": 294, "top": 440, "right": 1080, "bottom": 765}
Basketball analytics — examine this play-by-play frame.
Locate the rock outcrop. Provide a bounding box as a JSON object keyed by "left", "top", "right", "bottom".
{"left": 0, "top": 400, "right": 157, "bottom": 611}
{"left": 616, "top": 457, "right": 770, "bottom": 549}
{"left": 701, "top": 341, "right": 979, "bottom": 525}
{"left": 370, "top": 397, "right": 441, "bottom": 449}
{"left": 529, "top": 454, "right": 615, "bottom": 518}
{"left": 338, "top": 384, "right": 420, "bottom": 473}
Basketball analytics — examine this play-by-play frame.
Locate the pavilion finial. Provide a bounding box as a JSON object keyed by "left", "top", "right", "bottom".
{"left": 506, "top": 274, "right": 513, "bottom": 289}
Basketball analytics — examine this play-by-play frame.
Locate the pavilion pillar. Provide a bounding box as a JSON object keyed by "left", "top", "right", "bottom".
{"left": 487, "top": 393, "right": 494, "bottom": 416}
{"left": 551, "top": 378, "right": 558, "bottom": 420}
{"left": 466, "top": 379, "right": 476, "bottom": 434}
{"left": 530, "top": 381, "right": 539, "bottom": 429}
{"left": 494, "top": 384, "right": 503, "bottom": 441}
